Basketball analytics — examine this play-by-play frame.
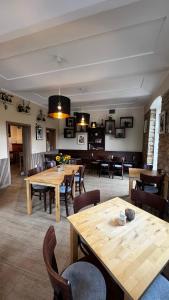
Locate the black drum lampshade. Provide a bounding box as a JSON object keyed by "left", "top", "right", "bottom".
{"left": 76, "top": 112, "right": 90, "bottom": 126}
{"left": 48, "top": 95, "right": 70, "bottom": 119}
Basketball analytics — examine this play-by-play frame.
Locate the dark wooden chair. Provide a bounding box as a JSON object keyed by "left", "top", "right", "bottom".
{"left": 46, "top": 160, "right": 56, "bottom": 169}
{"left": 75, "top": 165, "right": 86, "bottom": 194}
{"left": 28, "top": 166, "right": 49, "bottom": 211}
{"left": 73, "top": 190, "right": 100, "bottom": 256}
{"left": 112, "top": 157, "right": 124, "bottom": 179}
{"left": 49, "top": 174, "right": 74, "bottom": 216}
{"left": 136, "top": 173, "right": 164, "bottom": 195}
{"left": 99, "top": 161, "right": 111, "bottom": 178}
{"left": 131, "top": 188, "right": 167, "bottom": 219}
{"left": 43, "top": 226, "right": 107, "bottom": 300}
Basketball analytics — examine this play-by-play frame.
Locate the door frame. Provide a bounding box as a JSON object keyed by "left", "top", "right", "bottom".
{"left": 6, "top": 121, "right": 32, "bottom": 183}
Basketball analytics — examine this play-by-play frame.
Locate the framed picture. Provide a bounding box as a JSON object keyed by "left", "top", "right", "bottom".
{"left": 77, "top": 134, "right": 85, "bottom": 145}
{"left": 120, "top": 117, "right": 133, "bottom": 128}
{"left": 66, "top": 117, "right": 76, "bottom": 128}
{"left": 105, "top": 119, "right": 115, "bottom": 135}
{"left": 159, "top": 111, "right": 166, "bottom": 134}
{"left": 36, "top": 125, "right": 43, "bottom": 140}
{"left": 115, "top": 128, "right": 125, "bottom": 138}
{"left": 64, "top": 128, "right": 76, "bottom": 138}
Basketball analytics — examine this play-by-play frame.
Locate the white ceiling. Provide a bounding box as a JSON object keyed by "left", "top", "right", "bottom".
{"left": 0, "top": 0, "right": 169, "bottom": 110}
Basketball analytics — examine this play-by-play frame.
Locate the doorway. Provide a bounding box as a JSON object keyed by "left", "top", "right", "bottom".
{"left": 7, "top": 122, "right": 31, "bottom": 183}
{"left": 46, "top": 128, "right": 56, "bottom": 151}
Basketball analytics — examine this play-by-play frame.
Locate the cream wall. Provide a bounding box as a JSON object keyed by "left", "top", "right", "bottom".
{"left": 58, "top": 107, "right": 144, "bottom": 151}
{"left": 0, "top": 96, "right": 58, "bottom": 159}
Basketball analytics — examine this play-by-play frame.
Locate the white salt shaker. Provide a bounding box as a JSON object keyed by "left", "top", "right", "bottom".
{"left": 118, "top": 211, "right": 126, "bottom": 226}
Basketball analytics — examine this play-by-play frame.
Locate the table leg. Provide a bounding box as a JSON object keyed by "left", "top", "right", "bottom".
{"left": 129, "top": 177, "right": 133, "bottom": 199}
{"left": 55, "top": 185, "right": 60, "bottom": 222}
{"left": 26, "top": 181, "right": 32, "bottom": 215}
{"left": 70, "top": 224, "right": 78, "bottom": 263}
{"left": 72, "top": 179, "right": 75, "bottom": 198}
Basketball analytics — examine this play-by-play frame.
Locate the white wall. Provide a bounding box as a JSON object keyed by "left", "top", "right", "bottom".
{"left": 0, "top": 96, "right": 58, "bottom": 159}
{"left": 58, "top": 107, "right": 144, "bottom": 151}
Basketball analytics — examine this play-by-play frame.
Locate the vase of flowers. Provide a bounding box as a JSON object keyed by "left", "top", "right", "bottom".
{"left": 55, "top": 153, "right": 71, "bottom": 171}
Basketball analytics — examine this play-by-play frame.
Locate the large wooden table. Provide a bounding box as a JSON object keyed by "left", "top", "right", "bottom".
{"left": 68, "top": 197, "right": 169, "bottom": 300}
{"left": 25, "top": 164, "right": 80, "bottom": 222}
{"left": 128, "top": 168, "right": 159, "bottom": 199}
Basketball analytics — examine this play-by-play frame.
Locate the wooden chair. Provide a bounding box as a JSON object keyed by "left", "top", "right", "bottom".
{"left": 46, "top": 160, "right": 56, "bottom": 169}
{"left": 75, "top": 165, "right": 86, "bottom": 194}
{"left": 112, "top": 157, "right": 124, "bottom": 179}
{"left": 131, "top": 188, "right": 167, "bottom": 219}
{"left": 28, "top": 166, "right": 49, "bottom": 211}
{"left": 99, "top": 161, "right": 111, "bottom": 178}
{"left": 136, "top": 173, "right": 164, "bottom": 195}
{"left": 73, "top": 190, "right": 100, "bottom": 256}
{"left": 43, "top": 226, "right": 107, "bottom": 300}
{"left": 49, "top": 174, "right": 74, "bottom": 216}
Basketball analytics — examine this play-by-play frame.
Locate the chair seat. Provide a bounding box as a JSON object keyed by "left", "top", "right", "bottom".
{"left": 144, "top": 185, "right": 158, "bottom": 194}
{"left": 114, "top": 164, "right": 122, "bottom": 168}
{"left": 124, "top": 163, "right": 133, "bottom": 168}
{"left": 62, "top": 261, "right": 106, "bottom": 300}
{"left": 75, "top": 176, "right": 84, "bottom": 182}
{"left": 140, "top": 275, "right": 169, "bottom": 300}
{"left": 32, "top": 184, "right": 49, "bottom": 191}
{"left": 60, "top": 186, "right": 71, "bottom": 193}
{"left": 101, "top": 164, "right": 109, "bottom": 167}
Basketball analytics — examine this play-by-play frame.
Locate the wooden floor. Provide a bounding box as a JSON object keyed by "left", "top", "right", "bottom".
{"left": 0, "top": 166, "right": 129, "bottom": 299}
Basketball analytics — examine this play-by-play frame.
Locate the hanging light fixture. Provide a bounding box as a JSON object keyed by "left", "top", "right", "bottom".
{"left": 75, "top": 112, "right": 90, "bottom": 126}
{"left": 48, "top": 89, "right": 70, "bottom": 119}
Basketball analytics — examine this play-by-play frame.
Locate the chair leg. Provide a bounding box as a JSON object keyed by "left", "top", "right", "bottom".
{"left": 65, "top": 194, "right": 69, "bottom": 216}
{"left": 44, "top": 192, "right": 47, "bottom": 211}
{"left": 82, "top": 181, "right": 86, "bottom": 192}
{"left": 79, "top": 182, "right": 81, "bottom": 194}
{"left": 39, "top": 192, "right": 42, "bottom": 200}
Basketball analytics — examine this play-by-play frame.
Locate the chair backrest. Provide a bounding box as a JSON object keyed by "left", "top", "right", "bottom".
{"left": 43, "top": 226, "right": 72, "bottom": 300}
{"left": 79, "top": 165, "right": 85, "bottom": 179}
{"left": 46, "top": 160, "right": 56, "bottom": 169}
{"left": 28, "top": 166, "right": 42, "bottom": 177}
{"left": 74, "top": 190, "right": 100, "bottom": 213}
{"left": 64, "top": 174, "right": 74, "bottom": 193}
{"left": 131, "top": 188, "right": 166, "bottom": 218}
{"left": 140, "top": 173, "right": 163, "bottom": 185}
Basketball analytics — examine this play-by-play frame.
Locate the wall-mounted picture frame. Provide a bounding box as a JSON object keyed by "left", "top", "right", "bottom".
{"left": 159, "top": 111, "right": 166, "bottom": 134}
{"left": 66, "top": 117, "right": 76, "bottom": 128}
{"left": 64, "top": 128, "right": 76, "bottom": 138}
{"left": 115, "top": 128, "right": 125, "bottom": 138}
{"left": 120, "top": 117, "right": 133, "bottom": 128}
{"left": 36, "top": 125, "right": 43, "bottom": 140}
{"left": 105, "top": 119, "right": 115, "bottom": 135}
{"left": 77, "top": 134, "right": 85, "bottom": 145}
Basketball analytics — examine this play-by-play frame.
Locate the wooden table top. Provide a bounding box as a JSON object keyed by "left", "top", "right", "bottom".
{"left": 68, "top": 197, "right": 169, "bottom": 300}
{"left": 129, "top": 168, "right": 159, "bottom": 179}
{"left": 25, "top": 164, "right": 80, "bottom": 186}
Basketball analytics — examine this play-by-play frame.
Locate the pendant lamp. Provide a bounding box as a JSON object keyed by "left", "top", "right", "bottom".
{"left": 48, "top": 90, "right": 70, "bottom": 119}
{"left": 75, "top": 112, "right": 90, "bottom": 126}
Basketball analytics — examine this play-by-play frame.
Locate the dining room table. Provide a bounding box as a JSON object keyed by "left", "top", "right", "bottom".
{"left": 25, "top": 164, "right": 81, "bottom": 222}
{"left": 68, "top": 197, "right": 169, "bottom": 300}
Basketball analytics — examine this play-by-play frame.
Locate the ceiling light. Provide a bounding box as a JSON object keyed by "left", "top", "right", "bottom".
{"left": 48, "top": 89, "right": 71, "bottom": 119}
{"left": 75, "top": 112, "right": 90, "bottom": 126}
